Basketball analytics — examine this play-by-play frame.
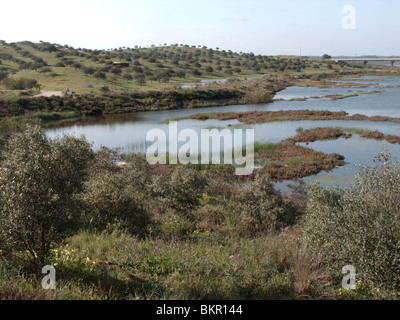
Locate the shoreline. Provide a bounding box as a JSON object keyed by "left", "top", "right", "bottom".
{"left": 1, "top": 69, "right": 399, "bottom": 122}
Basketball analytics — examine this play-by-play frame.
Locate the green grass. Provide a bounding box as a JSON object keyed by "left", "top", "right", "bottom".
{"left": 2, "top": 41, "right": 397, "bottom": 98}
{"left": 0, "top": 228, "right": 330, "bottom": 300}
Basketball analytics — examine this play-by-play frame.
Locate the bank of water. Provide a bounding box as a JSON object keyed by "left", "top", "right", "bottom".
{"left": 46, "top": 76, "right": 400, "bottom": 189}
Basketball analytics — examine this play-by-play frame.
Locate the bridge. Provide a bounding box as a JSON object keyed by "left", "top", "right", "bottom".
{"left": 332, "top": 58, "right": 400, "bottom": 67}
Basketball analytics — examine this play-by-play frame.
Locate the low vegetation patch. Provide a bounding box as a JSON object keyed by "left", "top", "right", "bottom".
{"left": 254, "top": 140, "right": 345, "bottom": 180}
{"left": 188, "top": 109, "right": 400, "bottom": 125}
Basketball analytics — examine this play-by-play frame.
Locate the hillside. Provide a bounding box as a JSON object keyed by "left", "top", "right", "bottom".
{"left": 1, "top": 40, "right": 399, "bottom": 119}
{"left": 0, "top": 40, "right": 374, "bottom": 97}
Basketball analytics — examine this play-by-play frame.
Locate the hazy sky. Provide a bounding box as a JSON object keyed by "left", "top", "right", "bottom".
{"left": 1, "top": 0, "right": 399, "bottom": 56}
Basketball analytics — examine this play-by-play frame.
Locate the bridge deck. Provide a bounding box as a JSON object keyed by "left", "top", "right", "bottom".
{"left": 333, "top": 58, "right": 400, "bottom": 62}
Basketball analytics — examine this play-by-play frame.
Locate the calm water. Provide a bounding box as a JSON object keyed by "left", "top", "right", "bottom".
{"left": 46, "top": 76, "right": 400, "bottom": 189}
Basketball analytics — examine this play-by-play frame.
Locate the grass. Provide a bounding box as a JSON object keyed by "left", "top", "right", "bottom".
{"left": 1, "top": 41, "right": 398, "bottom": 99}
{"left": 334, "top": 127, "right": 400, "bottom": 144}
{"left": 292, "top": 126, "right": 400, "bottom": 145}
{"left": 254, "top": 140, "right": 345, "bottom": 180}
{"left": 27, "top": 111, "right": 80, "bottom": 121}
{"left": 0, "top": 227, "right": 330, "bottom": 300}
{"left": 187, "top": 110, "right": 400, "bottom": 125}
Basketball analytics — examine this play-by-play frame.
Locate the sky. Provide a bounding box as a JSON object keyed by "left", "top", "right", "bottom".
{"left": 1, "top": 0, "right": 399, "bottom": 56}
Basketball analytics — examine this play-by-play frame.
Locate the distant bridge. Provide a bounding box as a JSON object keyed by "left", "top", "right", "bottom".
{"left": 332, "top": 58, "right": 400, "bottom": 67}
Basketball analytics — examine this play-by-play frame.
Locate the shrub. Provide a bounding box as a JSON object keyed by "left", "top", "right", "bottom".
{"left": 0, "top": 126, "right": 93, "bottom": 266}
{"left": 236, "top": 174, "right": 293, "bottom": 237}
{"left": 302, "top": 149, "right": 400, "bottom": 290}
{"left": 83, "top": 154, "right": 152, "bottom": 235}
{"left": 82, "top": 173, "right": 150, "bottom": 236}
{"left": 99, "top": 85, "right": 110, "bottom": 93}
{"left": 150, "top": 166, "right": 208, "bottom": 217}
{"left": 3, "top": 77, "right": 40, "bottom": 90}
{"left": 241, "top": 87, "right": 272, "bottom": 104}
{"left": 94, "top": 71, "right": 106, "bottom": 79}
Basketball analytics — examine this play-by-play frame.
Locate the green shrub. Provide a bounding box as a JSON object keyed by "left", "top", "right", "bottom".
{"left": 0, "top": 126, "right": 93, "bottom": 266}
{"left": 236, "top": 174, "right": 293, "bottom": 237}
{"left": 82, "top": 172, "right": 151, "bottom": 236}
{"left": 160, "top": 216, "right": 197, "bottom": 239}
{"left": 302, "top": 150, "right": 400, "bottom": 290}
{"left": 3, "top": 77, "right": 40, "bottom": 90}
{"left": 150, "top": 166, "right": 208, "bottom": 217}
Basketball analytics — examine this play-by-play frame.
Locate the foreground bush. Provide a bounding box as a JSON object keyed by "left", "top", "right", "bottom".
{"left": 302, "top": 150, "right": 400, "bottom": 291}
{"left": 82, "top": 172, "right": 151, "bottom": 235}
{"left": 150, "top": 166, "right": 208, "bottom": 217}
{"left": 83, "top": 154, "right": 153, "bottom": 235}
{"left": 236, "top": 174, "right": 295, "bottom": 237}
{"left": 0, "top": 126, "right": 93, "bottom": 266}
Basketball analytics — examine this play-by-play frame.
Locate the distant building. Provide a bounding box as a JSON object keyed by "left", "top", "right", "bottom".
{"left": 112, "top": 62, "right": 129, "bottom": 67}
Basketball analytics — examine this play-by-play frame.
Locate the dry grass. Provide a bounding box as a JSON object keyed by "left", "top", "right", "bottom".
{"left": 189, "top": 109, "right": 400, "bottom": 125}
{"left": 255, "top": 140, "right": 345, "bottom": 180}
{"left": 266, "top": 227, "right": 331, "bottom": 299}
{"left": 289, "top": 127, "right": 349, "bottom": 143}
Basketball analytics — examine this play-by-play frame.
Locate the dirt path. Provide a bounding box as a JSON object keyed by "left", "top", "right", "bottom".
{"left": 33, "top": 90, "right": 64, "bottom": 97}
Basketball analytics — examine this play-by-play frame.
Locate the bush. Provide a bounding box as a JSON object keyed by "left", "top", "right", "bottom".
{"left": 236, "top": 174, "right": 293, "bottom": 237}
{"left": 241, "top": 87, "right": 272, "bottom": 104}
{"left": 150, "top": 166, "right": 208, "bottom": 217}
{"left": 83, "top": 155, "right": 152, "bottom": 235}
{"left": 83, "top": 173, "right": 150, "bottom": 235}
{"left": 0, "top": 126, "right": 93, "bottom": 266}
{"left": 99, "top": 85, "right": 110, "bottom": 93}
{"left": 3, "top": 77, "right": 40, "bottom": 90}
{"left": 302, "top": 150, "right": 400, "bottom": 290}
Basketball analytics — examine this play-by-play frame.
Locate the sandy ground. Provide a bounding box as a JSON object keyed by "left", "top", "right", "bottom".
{"left": 33, "top": 90, "right": 64, "bottom": 97}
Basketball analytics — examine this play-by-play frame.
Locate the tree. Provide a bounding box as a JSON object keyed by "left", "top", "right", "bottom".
{"left": 205, "top": 66, "right": 214, "bottom": 74}
{"left": 322, "top": 54, "right": 331, "bottom": 59}
{"left": 302, "top": 150, "right": 400, "bottom": 290}
{"left": 0, "top": 126, "right": 94, "bottom": 266}
{"left": 39, "top": 67, "right": 52, "bottom": 75}
{"left": 134, "top": 73, "right": 146, "bottom": 86}
{"left": 176, "top": 70, "right": 186, "bottom": 78}
{"left": 123, "top": 73, "right": 133, "bottom": 80}
{"left": 94, "top": 71, "right": 106, "bottom": 79}
{"left": 110, "top": 67, "right": 122, "bottom": 75}
{"left": 83, "top": 66, "right": 96, "bottom": 75}
{"left": 191, "top": 69, "right": 202, "bottom": 76}
{"left": 4, "top": 78, "right": 40, "bottom": 90}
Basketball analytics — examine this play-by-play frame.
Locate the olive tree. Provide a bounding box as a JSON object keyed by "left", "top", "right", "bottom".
{"left": 82, "top": 154, "right": 152, "bottom": 235}
{"left": 302, "top": 149, "right": 400, "bottom": 290}
{"left": 0, "top": 125, "right": 94, "bottom": 266}
{"left": 236, "top": 174, "right": 292, "bottom": 237}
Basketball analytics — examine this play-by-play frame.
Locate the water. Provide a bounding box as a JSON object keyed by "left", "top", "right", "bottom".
{"left": 45, "top": 76, "right": 400, "bottom": 189}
